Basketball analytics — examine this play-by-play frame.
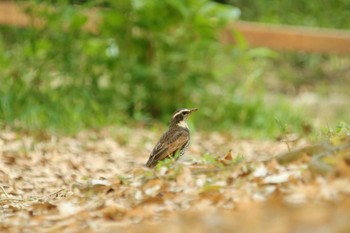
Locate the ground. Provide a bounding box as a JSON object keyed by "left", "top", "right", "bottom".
{"left": 0, "top": 127, "right": 349, "bottom": 233}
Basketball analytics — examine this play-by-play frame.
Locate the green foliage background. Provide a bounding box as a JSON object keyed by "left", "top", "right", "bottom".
{"left": 1, "top": 0, "right": 348, "bottom": 136}
{"left": 227, "top": 0, "right": 350, "bottom": 29}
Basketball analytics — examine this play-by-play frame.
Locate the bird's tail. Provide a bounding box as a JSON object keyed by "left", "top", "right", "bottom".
{"left": 145, "top": 157, "right": 156, "bottom": 168}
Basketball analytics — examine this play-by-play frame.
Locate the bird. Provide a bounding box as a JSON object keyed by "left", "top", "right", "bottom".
{"left": 145, "top": 108, "right": 198, "bottom": 168}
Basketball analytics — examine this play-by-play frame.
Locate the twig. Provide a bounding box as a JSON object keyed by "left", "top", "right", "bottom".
{"left": 274, "top": 143, "right": 328, "bottom": 164}
{"left": 309, "top": 143, "right": 350, "bottom": 175}
{"left": 0, "top": 197, "right": 24, "bottom": 202}
{"left": 43, "top": 188, "right": 65, "bottom": 198}
{"left": 0, "top": 185, "right": 9, "bottom": 198}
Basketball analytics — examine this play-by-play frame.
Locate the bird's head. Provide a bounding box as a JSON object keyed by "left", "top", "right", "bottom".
{"left": 170, "top": 108, "right": 198, "bottom": 128}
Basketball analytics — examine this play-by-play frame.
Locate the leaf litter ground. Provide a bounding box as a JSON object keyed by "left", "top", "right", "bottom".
{"left": 0, "top": 127, "right": 349, "bottom": 233}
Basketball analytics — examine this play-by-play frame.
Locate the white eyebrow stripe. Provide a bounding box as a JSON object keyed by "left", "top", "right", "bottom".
{"left": 172, "top": 109, "right": 190, "bottom": 119}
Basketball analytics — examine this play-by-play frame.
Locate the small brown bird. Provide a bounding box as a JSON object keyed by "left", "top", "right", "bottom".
{"left": 145, "top": 108, "right": 198, "bottom": 168}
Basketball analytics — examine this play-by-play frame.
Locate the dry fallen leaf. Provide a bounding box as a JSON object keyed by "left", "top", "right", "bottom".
{"left": 1, "top": 128, "right": 350, "bottom": 233}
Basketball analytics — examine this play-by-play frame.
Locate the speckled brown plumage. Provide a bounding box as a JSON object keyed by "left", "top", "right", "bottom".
{"left": 145, "top": 108, "right": 198, "bottom": 168}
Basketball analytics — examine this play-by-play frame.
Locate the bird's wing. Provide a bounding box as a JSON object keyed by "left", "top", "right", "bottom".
{"left": 146, "top": 130, "right": 189, "bottom": 167}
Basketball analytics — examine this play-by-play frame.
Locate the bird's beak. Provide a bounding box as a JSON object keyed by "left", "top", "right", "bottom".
{"left": 189, "top": 108, "right": 198, "bottom": 113}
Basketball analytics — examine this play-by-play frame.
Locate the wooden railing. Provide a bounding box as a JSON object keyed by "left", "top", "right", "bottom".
{"left": 223, "top": 21, "right": 350, "bottom": 54}
{"left": 1, "top": 1, "right": 350, "bottom": 54}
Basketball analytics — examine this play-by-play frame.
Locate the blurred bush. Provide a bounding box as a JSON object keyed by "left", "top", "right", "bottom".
{"left": 0, "top": 0, "right": 305, "bottom": 135}
{"left": 226, "top": 0, "right": 349, "bottom": 29}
